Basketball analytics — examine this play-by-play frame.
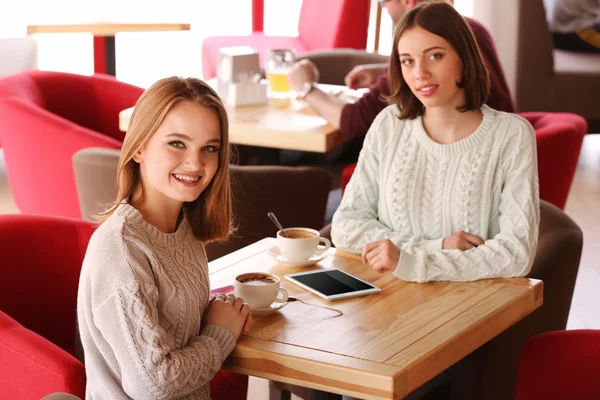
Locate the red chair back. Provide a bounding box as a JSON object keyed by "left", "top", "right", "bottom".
{"left": 0, "top": 71, "right": 143, "bottom": 218}
{"left": 0, "top": 214, "right": 95, "bottom": 399}
{"left": 516, "top": 330, "right": 600, "bottom": 399}
{"left": 297, "top": 0, "right": 370, "bottom": 50}
{"left": 521, "top": 112, "right": 586, "bottom": 210}
{"left": 0, "top": 213, "right": 247, "bottom": 400}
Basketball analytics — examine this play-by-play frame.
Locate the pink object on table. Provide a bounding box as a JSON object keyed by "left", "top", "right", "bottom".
{"left": 210, "top": 285, "right": 235, "bottom": 297}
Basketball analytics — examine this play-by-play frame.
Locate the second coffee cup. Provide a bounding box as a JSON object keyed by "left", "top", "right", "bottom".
{"left": 277, "top": 227, "right": 331, "bottom": 261}
{"left": 234, "top": 272, "right": 288, "bottom": 309}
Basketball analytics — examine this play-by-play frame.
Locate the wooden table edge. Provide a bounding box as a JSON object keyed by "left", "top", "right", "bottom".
{"left": 224, "top": 336, "right": 408, "bottom": 400}
{"left": 27, "top": 23, "right": 191, "bottom": 36}
{"left": 394, "top": 278, "right": 543, "bottom": 392}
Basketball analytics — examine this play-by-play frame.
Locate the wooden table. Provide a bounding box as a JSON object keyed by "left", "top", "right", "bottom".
{"left": 118, "top": 83, "right": 355, "bottom": 153}
{"left": 27, "top": 23, "right": 190, "bottom": 76}
{"left": 209, "top": 238, "right": 543, "bottom": 400}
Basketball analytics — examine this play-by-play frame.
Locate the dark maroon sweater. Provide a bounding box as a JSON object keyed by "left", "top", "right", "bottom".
{"left": 339, "top": 17, "right": 514, "bottom": 142}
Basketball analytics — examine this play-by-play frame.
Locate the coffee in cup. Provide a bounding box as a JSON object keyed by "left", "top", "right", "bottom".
{"left": 234, "top": 272, "right": 288, "bottom": 309}
{"left": 277, "top": 227, "right": 331, "bottom": 261}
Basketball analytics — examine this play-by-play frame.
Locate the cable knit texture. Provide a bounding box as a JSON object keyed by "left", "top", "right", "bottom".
{"left": 332, "top": 105, "right": 540, "bottom": 283}
{"left": 77, "top": 203, "right": 236, "bottom": 400}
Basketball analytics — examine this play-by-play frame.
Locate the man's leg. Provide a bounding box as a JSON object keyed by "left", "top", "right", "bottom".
{"left": 553, "top": 24, "right": 600, "bottom": 52}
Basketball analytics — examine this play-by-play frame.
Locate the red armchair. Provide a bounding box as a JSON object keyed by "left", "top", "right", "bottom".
{"left": 522, "top": 112, "right": 587, "bottom": 210}
{"left": 201, "top": 0, "right": 371, "bottom": 79}
{"left": 341, "top": 112, "right": 587, "bottom": 210}
{"left": 0, "top": 70, "right": 144, "bottom": 218}
{"left": 0, "top": 214, "right": 248, "bottom": 400}
{"left": 516, "top": 330, "right": 600, "bottom": 399}
{"left": 0, "top": 214, "right": 94, "bottom": 399}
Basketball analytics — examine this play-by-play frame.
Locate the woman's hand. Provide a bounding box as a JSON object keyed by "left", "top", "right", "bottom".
{"left": 442, "top": 231, "right": 484, "bottom": 251}
{"left": 362, "top": 239, "right": 400, "bottom": 273}
{"left": 344, "top": 65, "right": 385, "bottom": 89}
{"left": 204, "top": 294, "right": 252, "bottom": 340}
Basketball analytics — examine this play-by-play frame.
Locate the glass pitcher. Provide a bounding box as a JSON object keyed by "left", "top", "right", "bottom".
{"left": 265, "top": 49, "right": 296, "bottom": 98}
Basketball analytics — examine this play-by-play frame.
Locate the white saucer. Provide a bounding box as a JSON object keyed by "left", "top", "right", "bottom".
{"left": 268, "top": 246, "right": 328, "bottom": 268}
{"left": 225, "top": 292, "right": 288, "bottom": 316}
{"left": 251, "top": 299, "right": 289, "bottom": 316}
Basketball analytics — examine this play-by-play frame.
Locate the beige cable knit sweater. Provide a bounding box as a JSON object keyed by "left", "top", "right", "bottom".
{"left": 77, "top": 203, "right": 235, "bottom": 399}
{"left": 332, "top": 105, "right": 540, "bottom": 283}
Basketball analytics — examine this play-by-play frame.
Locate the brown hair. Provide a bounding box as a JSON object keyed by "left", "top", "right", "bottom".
{"left": 387, "top": 0, "right": 490, "bottom": 119}
{"left": 99, "top": 77, "right": 232, "bottom": 242}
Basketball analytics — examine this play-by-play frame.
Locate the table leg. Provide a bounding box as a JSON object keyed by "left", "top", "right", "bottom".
{"left": 93, "top": 36, "right": 116, "bottom": 76}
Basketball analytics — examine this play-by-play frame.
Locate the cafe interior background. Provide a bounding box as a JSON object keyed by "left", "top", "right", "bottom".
{"left": 0, "top": 0, "right": 598, "bottom": 398}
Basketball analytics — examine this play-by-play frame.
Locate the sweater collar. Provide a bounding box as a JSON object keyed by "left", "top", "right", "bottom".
{"left": 414, "top": 104, "right": 495, "bottom": 156}
{"left": 115, "top": 202, "right": 190, "bottom": 246}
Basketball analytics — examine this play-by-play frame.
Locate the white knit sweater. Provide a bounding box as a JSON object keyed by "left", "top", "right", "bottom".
{"left": 548, "top": 0, "right": 600, "bottom": 33}
{"left": 77, "top": 203, "right": 236, "bottom": 400}
{"left": 331, "top": 105, "right": 540, "bottom": 283}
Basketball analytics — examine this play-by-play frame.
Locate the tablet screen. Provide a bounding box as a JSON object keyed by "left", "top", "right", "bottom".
{"left": 290, "top": 269, "right": 374, "bottom": 296}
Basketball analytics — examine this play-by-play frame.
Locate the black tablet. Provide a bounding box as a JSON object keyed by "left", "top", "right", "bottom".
{"left": 284, "top": 268, "right": 381, "bottom": 301}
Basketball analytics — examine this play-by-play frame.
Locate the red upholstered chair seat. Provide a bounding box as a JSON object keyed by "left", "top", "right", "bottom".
{"left": 0, "top": 214, "right": 247, "bottom": 400}
{"left": 516, "top": 330, "right": 600, "bottom": 400}
{"left": 0, "top": 214, "right": 94, "bottom": 399}
{"left": 341, "top": 112, "right": 587, "bottom": 210}
{"left": 0, "top": 71, "right": 144, "bottom": 218}
{"left": 201, "top": 0, "right": 370, "bottom": 79}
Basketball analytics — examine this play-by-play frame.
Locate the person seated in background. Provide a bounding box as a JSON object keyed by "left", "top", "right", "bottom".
{"left": 548, "top": 0, "right": 600, "bottom": 52}
{"left": 282, "top": 0, "right": 514, "bottom": 166}
{"left": 331, "top": 0, "right": 540, "bottom": 284}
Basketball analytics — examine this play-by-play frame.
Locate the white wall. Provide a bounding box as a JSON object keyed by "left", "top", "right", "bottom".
{"left": 0, "top": 0, "right": 302, "bottom": 88}
{"left": 472, "top": 0, "right": 519, "bottom": 105}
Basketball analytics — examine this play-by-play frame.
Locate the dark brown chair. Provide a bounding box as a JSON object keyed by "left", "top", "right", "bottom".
{"left": 453, "top": 200, "right": 583, "bottom": 400}
{"left": 205, "top": 165, "right": 332, "bottom": 261}
{"left": 277, "top": 200, "right": 583, "bottom": 400}
{"left": 73, "top": 148, "right": 332, "bottom": 262}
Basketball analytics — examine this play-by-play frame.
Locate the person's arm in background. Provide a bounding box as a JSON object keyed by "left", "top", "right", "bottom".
{"left": 466, "top": 17, "right": 515, "bottom": 113}
{"left": 288, "top": 60, "right": 391, "bottom": 143}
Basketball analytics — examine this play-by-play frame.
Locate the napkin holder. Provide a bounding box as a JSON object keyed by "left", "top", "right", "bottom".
{"left": 217, "top": 46, "right": 267, "bottom": 107}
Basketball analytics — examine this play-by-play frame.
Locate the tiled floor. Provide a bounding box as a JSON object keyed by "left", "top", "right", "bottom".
{"left": 1, "top": 136, "right": 598, "bottom": 399}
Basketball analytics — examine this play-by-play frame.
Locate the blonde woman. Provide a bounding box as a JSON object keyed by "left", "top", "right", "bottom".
{"left": 77, "top": 77, "right": 250, "bottom": 399}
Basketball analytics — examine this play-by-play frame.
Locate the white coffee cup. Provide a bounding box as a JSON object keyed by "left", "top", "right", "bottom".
{"left": 277, "top": 227, "right": 331, "bottom": 261}
{"left": 234, "top": 272, "right": 288, "bottom": 309}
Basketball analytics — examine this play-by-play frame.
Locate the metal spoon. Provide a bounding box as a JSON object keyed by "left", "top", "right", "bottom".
{"left": 267, "top": 212, "right": 288, "bottom": 238}
{"left": 288, "top": 296, "right": 343, "bottom": 316}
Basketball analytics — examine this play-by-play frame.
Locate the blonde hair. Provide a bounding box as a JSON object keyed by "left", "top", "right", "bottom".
{"left": 99, "top": 76, "right": 232, "bottom": 242}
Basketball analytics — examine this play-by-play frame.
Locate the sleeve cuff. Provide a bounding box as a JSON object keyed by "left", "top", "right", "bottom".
{"left": 424, "top": 238, "right": 444, "bottom": 252}
{"left": 393, "top": 250, "right": 426, "bottom": 283}
{"left": 201, "top": 325, "right": 236, "bottom": 361}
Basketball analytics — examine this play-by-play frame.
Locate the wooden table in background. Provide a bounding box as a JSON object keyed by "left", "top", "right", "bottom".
{"left": 27, "top": 23, "right": 190, "bottom": 76}
{"left": 119, "top": 83, "right": 350, "bottom": 153}
{"left": 209, "top": 238, "right": 544, "bottom": 400}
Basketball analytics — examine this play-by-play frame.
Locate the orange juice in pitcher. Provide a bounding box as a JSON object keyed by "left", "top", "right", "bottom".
{"left": 265, "top": 49, "right": 296, "bottom": 99}
{"left": 266, "top": 72, "right": 291, "bottom": 93}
